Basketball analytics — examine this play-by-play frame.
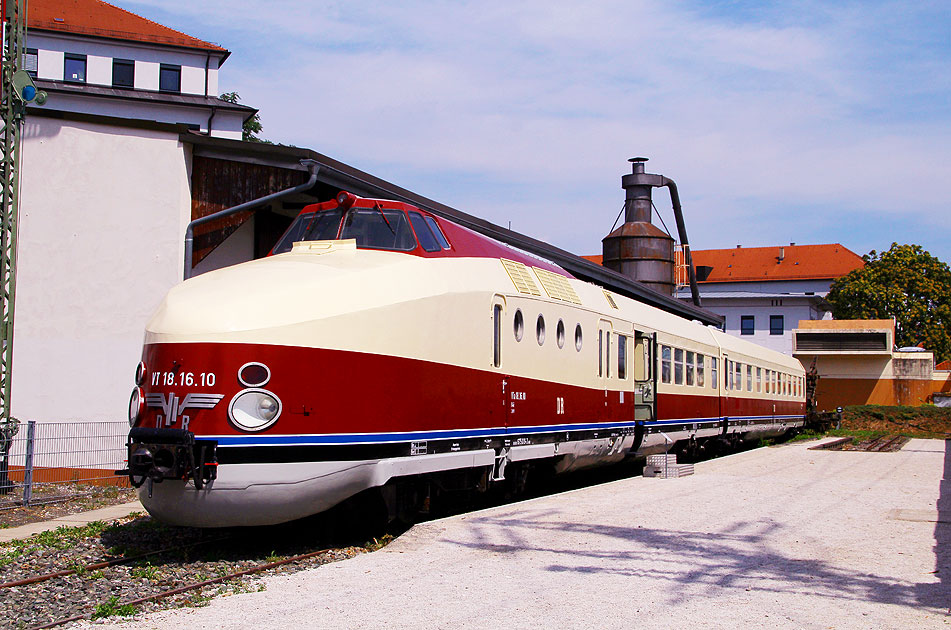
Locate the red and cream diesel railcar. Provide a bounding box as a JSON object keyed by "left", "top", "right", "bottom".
{"left": 122, "top": 192, "right": 806, "bottom": 527}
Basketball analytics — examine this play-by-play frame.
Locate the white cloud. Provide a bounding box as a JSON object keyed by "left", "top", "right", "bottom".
{"left": 125, "top": 0, "right": 951, "bottom": 260}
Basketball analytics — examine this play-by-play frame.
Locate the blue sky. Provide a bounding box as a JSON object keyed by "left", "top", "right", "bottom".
{"left": 126, "top": 0, "right": 951, "bottom": 263}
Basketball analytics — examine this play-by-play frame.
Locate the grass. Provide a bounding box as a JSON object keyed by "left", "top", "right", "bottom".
{"left": 91, "top": 596, "right": 136, "bottom": 619}
{"left": 840, "top": 405, "right": 951, "bottom": 439}
{"left": 130, "top": 562, "right": 159, "bottom": 580}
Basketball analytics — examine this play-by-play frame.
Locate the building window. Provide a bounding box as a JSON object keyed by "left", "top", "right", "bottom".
{"left": 740, "top": 315, "right": 754, "bottom": 336}
{"left": 159, "top": 64, "right": 181, "bottom": 92}
{"left": 112, "top": 59, "right": 134, "bottom": 88}
{"left": 23, "top": 48, "right": 38, "bottom": 78}
{"left": 770, "top": 315, "right": 784, "bottom": 335}
{"left": 64, "top": 53, "right": 86, "bottom": 83}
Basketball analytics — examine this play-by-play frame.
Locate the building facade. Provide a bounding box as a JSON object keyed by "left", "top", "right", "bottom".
{"left": 675, "top": 244, "right": 864, "bottom": 355}
{"left": 793, "top": 319, "right": 951, "bottom": 409}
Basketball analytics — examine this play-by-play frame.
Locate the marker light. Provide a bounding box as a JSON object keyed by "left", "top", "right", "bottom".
{"left": 238, "top": 362, "right": 270, "bottom": 388}
{"left": 336, "top": 191, "right": 357, "bottom": 210}
{"left": 134, "top": 361, "right": 147, "bottom": 386}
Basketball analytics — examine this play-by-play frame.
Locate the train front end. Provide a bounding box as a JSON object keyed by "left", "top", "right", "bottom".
{"left": 118, "top": 193, "right": 470, "bottom": 527}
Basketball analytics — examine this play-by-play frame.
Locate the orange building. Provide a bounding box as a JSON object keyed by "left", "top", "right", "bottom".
{"left": 793, "top": 319, "right": 951, "bottom": 409}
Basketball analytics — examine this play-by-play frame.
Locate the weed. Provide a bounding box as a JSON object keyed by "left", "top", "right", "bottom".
{"left": 265, "top": 550, "right": 285, "bottom": 563}
{"left": 31, "top": 520, "right": 111, "bottom": 550}
{"left": 91, "top": 596, "right": 136, "bottom": 619}
{"left": 364, "top": 534, "right": 394, "bottom": 551}
{"left": 0, "top": 545, "right": 23, "bottom": 568}
{"left": 130, "top": 562, "right": 159, "bottom": 580}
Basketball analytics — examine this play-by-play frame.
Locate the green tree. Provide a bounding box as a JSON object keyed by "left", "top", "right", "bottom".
{"left": 826, "top": 243, "right": 951, "bottom": 362}
{"left": 218, "top": 91, "right": 268, "bottom": 143}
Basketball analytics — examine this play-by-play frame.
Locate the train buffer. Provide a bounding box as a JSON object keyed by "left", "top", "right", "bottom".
{"left": 643, "top": 453, "right": 695, "bottom": 478}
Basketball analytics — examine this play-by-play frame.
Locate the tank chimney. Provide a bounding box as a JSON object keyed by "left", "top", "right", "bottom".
{"left": 601, "top": 158, "right": 676, "bottom": 296}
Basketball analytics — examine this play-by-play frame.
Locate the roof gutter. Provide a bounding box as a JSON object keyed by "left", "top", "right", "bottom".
{"left": 183, "top": 159, "right": 319, "bottom": 280}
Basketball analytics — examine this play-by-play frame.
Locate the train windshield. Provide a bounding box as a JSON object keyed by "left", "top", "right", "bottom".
{"left": 272, "top": 209, "right": 343, "bottom": 254}
{"left": 340, "top": 208, "right": 417, "bottom": 251}
{"left": 272, "top": 206, "right": 421, "bottom": 254}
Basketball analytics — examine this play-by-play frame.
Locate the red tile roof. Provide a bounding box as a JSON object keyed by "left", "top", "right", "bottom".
{"left": 584, "top": 243, "right": 864, "bottom": 283}
{"left": 28, "top": 0, "right": 228, "bottom": 53}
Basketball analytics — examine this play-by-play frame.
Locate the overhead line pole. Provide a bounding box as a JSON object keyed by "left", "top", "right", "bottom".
{"left": 0, "top": 0, "right": 28, "bottom": 492}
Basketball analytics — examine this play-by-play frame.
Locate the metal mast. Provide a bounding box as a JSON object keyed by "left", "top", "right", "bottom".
{"left": 0, "top": 0, "right": 44, "bottom": 491}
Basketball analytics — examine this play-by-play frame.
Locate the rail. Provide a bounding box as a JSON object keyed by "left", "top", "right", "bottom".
{"left": 0, "top": 420, "right": 129, "bottom": 511}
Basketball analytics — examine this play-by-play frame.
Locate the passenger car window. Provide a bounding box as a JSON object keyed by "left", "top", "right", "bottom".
{"left": 674, "top": 348, "right": 684, "bottom": 385}
{"left": 617, "top": 334, "right": 627, "bottom": 379}
{"left": 661, "top": 346, "right": 671, "bottom": 384}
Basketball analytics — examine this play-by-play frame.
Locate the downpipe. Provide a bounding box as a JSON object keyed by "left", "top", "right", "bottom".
{"left": 183, "top": 159, "right": 320, "bottom": 280}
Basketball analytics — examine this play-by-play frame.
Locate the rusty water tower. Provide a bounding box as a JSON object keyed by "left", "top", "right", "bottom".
{"left": 601, "top": 157, "right": 702, "bottom": 306}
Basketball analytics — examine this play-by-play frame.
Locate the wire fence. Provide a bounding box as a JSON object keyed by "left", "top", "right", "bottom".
{"left": 0, "top": 420, "right": 129, "bottom": 511}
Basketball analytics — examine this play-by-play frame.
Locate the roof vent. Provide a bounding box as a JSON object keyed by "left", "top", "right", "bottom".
{"left": 778, "top": 247, "right": 785, "bottom": 262}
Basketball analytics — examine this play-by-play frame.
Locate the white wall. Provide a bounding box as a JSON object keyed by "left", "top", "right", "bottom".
{"left": 15, "top": 117, "right": 192, "bottom": 422}
{"left": 706, "top": 299, "right": 820, "bottom": 355}
{"left": 29, "top": 32, "right": 224, "bottom": 96}
{"left": 39, "top": 91, "right": 244, "bottom": 140}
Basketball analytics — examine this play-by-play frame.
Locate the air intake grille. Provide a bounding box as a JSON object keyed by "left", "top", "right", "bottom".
{"left": 796, "top": 332, "right": 888, "bottom": 351}
{"left": 603, "top": 290, "right": 619, "bottom": 309}
{"left": 534, "top": 267, "right": 582, "bottom": 305}
{"left": 500, "top": 259, "right": 541, "bottom": 296}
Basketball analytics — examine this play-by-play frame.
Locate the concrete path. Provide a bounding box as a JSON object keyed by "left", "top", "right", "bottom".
{"left": 86, "top": 439, "right": 950, "bottom": 629}
{"left": 0, "top": 500, "right": 143, "bottom": 543}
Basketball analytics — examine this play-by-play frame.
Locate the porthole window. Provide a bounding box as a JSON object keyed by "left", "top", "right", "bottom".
{"left": 575, "top": 324, "right": 583, "bottom": 351}
{"left": 536, "top": 314, "right": 546, "bottom": 346}
{"left": 514, "top": 309, "right": 524, "bottom": 342}
{"left": 556, "top": 319, "right": 565, "bottom": 349}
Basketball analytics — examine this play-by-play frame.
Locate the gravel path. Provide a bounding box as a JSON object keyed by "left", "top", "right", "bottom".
{"left": 79, "top": 438, "right": 950, "bottom": 630}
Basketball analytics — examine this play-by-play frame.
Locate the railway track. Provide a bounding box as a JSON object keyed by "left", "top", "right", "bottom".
{"left": 0, "top": 436, "right": 791, "bottom": 629}
{"left": 29, "top": 549, "right": 333, "bottom": 629}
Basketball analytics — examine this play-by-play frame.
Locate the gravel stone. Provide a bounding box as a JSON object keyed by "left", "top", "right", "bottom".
{"left": 74, "top": 439, "right": 951, "bottom": 630}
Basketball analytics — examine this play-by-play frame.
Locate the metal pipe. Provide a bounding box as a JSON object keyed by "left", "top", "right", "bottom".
{"left": 183, "top": 159, "right": 319, "bottom": 280}
{"left": 661, "top": 177, "right": 702, "bottom": 308}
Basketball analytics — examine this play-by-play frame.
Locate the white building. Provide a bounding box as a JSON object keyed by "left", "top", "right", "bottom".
{"left": 13, "top": 0, "right": 257, "bottom": 424}
{"left": 25, "top": 0, "right": 248, "bottom": 138}
{"left": 676, "top": 244, "right": 865, "bottom": 355}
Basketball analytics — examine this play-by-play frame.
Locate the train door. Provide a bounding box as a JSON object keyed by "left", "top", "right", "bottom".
{"left": 633, "top": 331, "right": 655, "bottom": 421}
{"left": 598, "top": 320, "right": 613, "bottom": 410}
{"left": 491, "top": 295, "right": 509, "bottom": 427}
{"left": 721, "top": 352, "right": 730, "bottom": 423}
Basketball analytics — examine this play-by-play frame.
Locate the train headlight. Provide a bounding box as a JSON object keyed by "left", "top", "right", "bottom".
{"left": 228, "top": 389, "right": 282, "bottom": 432}
{"left": 128, "top": 387, "right": 144, "bottom": 427}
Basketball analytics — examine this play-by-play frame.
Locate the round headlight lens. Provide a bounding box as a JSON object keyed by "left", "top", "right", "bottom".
{"left": 228, "top": 389, "right": 282, "bottom": 432}
{"left": 258, "top": 396, "right": 278, "bottom": 421}
{"left": 128, "top": 387, "right": 144, "bottom": 427}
